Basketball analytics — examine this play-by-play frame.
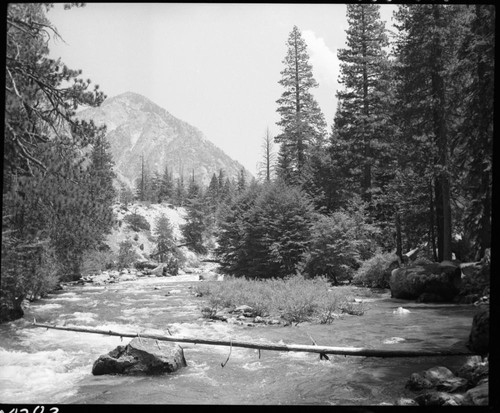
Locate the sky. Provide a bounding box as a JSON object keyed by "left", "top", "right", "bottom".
{"left": 47, "top": 3, "right": 397, "bottom": 176}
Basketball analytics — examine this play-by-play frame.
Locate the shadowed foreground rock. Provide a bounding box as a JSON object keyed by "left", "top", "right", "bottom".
{"left": 404, "top": 357, "right": 489, "bottom": 406}
{"left": 389, "top": 261, "right": 461, "bottom": 301}
{"left": 92, "top": 337, "right": 187, "bottom": 375}
{"left": 467, "top": 307, "right": 489, "bottom": 356}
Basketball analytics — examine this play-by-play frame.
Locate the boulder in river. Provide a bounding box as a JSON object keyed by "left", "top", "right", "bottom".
{"left": 467, "top": 308, "right": 489, "bottom": 356}
{"left": 406, "top": 366, "right": 468, "bottom": 392}
{"left": 414, "top": 392, "right": 465, "bottom": 406}
{"left": 389, "top": 261, "right": 461, "bottom": 301}
{"left": 463, "top": 378, "right": 488, "bottom": 406}
{"left": 456, "top": 356, "right": 488, "bottom": 387}
{"left": 92, "top": 337, "right": 187, "bottom": 375}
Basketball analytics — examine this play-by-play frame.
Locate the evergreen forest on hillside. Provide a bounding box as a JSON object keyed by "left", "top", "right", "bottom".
{"left": 2, "top": 3, "right": 494, "bottom": 323}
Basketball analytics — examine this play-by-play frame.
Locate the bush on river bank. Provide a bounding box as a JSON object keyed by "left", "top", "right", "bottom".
{"left": 194, "top": 275, "right": 367, "bottom": 324}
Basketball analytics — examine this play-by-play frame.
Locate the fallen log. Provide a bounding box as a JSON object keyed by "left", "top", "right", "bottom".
{"left": 32, "top": 322, "right": 474, "bottom": 358}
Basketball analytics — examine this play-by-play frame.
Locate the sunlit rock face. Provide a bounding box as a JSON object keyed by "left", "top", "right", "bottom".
{"left": 78, "top": 91, "right": 248, "bottom": 188}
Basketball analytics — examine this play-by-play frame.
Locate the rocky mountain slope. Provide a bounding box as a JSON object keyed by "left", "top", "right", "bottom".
{"left": 77, "top": 91, "right": 249, "bottom": 187}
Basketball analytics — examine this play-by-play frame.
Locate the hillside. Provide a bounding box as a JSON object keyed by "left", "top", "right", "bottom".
{"left": 77, "top": 92, "right": 250, "bottom": 188}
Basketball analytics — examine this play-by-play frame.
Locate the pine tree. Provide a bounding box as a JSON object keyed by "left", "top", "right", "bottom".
{"left": 237, "top": 168, "right": 247, "bottom": 193}
{"left": 174, "top": 175, "right": 186, "bottom": 207}
{"left": 153, "top": 213, "right": 176, "bottom": 263}
{"left": 332, "top": 3, "right": 392, "bottom": 203}
{"left": 454, "top": 5, "right": 494, "bottom": 259}
{"left": 393, "top": 4, "right": 465, "bottom": 261}
{"left": 216, "top": 181, "right": 314, "bottom": 279}
{"left": 181, "top": 174, "right": 210, "bottom": 254}
{"left": 2, "top": 3, "right": 111, "bottom": 320}
{"left": 206, "top": 172, "right": 220, "bottom": 210}
{"left": 275, "top": 26, "right": 327, "bottom": 184}
{"left": 159, "top": 164, "right": 175, "bottom": 203}
{"left": 258, "top": 127, "right": 276, "bottom": 182}
{"left": 119, "top": 183, "right": 135, "bottom": 207}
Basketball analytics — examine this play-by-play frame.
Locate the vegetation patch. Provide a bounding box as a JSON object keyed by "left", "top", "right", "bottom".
{"left": 352, "top": 252, "right": 399, "bottom": 288}
{"left": 194, "top": 275, "right": 367, "bottom": 325}
{"left": 124, "top": 213, "right": 151, "bottom": 232}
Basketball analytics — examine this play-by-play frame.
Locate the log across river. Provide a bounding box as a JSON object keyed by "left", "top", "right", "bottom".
{"left": 32, "top": 322, "right": 474, "bottom": 358}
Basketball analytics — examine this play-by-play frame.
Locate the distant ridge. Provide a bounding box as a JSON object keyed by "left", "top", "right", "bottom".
{"left": 77, "top": 91, "right": 249, "bottom": 187}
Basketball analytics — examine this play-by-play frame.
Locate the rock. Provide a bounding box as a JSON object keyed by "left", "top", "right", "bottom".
{"left": 199, "top": 272, "right": 219, "bottom": 281}
{"left": 463, "top": 378, "right": 488, "bottom": 406}
{"left": 231, "top": 305, "right": 257, "bottom": 317}
{"left": 406, "top": 366, "right": 468, "bottom": 392}
{"left": 395, "top": 398, "right": 418, "bottom": 406}
{"left": 456, "top": 356, "right": 488, "bottom": 387}
{"left": 151, "top": 264, "right": 170, "bottom": 277}
{"left": 467, "top": 308, "right": 489, "bottom": 356}
{"left": 92, "top": 337, "right": 186, "bottom": 375}
{"left": 135, "top": 261, "right": 158, "bottom": 270}
{"left": 267, "top": 319, "right": 281, "bottom": 325}
{"left": 414, "top": 392, "right": 464, "bottom": 406}
{"left": 393, "top": 307, "right": 410, "bottom": 315}
{"left": 253, "top": 316, "right": 265, "bottom": 323}
{"left": 389, "top": 261, "right": 462, "bottom": 301}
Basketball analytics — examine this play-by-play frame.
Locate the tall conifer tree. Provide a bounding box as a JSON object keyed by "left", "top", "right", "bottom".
{"left": 275, "top": 26, "right": 327, "bottom": 184}
{"left": 332, "top": 3, "right": 391, "bottom": 203}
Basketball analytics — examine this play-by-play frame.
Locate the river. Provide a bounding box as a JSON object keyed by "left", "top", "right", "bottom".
{"left": 0, "top": 272, "right": 478, "bottom": 405}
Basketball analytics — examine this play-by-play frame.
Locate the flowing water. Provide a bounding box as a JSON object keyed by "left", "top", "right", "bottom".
{"left": 0, "top": 273, "right": 478, "bottom": 405}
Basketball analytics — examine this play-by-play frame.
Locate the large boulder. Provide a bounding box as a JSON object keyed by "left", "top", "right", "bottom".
{"left": 463, "top": 378, "right": 489, "bottom": 406}
{"left": 414, "top": 392, "right": 465, "bottom": 406}
{"left": 92, "top": 337, "right": 187, "bottom": 375}
{"left": 467, "top": 308, "right": 489, "bottom": 356}
{"left": 389, "top": 261, "right": 461, "bottom": 301}
{"left": 406, "top": 366, "right": 468, "bottom": 393}
{"left": 135, "top": 261, "right": 159, "bottom": 270}
{"left": 456, "top": 356, "right": 489, "bottom": 387}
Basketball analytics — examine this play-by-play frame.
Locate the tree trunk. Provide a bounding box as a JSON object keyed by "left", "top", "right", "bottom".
{"left": 395, "top": 211, "right": 403, "bottom": 262}
{"left": 434, "top": 178, "right": 444, "bottom": 262}
{"left": 431, "top": 5, "right": 452, "bottom": 262}
{"left": 33, "top": 323, "right": 474, "bottom": 358}
{"left": 361, "top": 7, "right": 372, "bottom": 203}
{"left": 441, "top": 174, "right": 452, "bottom": 261}
{"left": 429, "top": 181, "right": 438, "bottom": 261}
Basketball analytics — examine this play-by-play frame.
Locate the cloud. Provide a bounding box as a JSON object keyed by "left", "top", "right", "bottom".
{"left": 302, "top": 30, "right": 338, "bottom": 89}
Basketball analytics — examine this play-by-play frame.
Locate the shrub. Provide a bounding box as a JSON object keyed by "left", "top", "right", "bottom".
{"left": 124, "top": 213, "right": 150, "bottom": 232}
{"left": 352, "top": 252, "right": 399, "bottom": 288}
{"left": 81, "top": 248, "right": 116, "bottom": 276}
{"left": 117, "top": 239, "right": 138, "bottom": 270}
{"left": 303, "top": 212, "right": 362, "bottom": 284}
{"left": 28, "top": 244, "right": 61, "bottom": 300}
{"left": 194, "top": 274, "right": 359, "bottom": 324}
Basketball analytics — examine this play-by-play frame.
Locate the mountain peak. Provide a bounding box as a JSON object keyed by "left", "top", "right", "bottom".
{"left": 77, "top": 93, "right": 249, "bottom": 188}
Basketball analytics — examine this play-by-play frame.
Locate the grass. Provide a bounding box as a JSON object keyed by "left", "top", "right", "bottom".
{"left": 194, "top": 274, "right": 368, "bottom": 324}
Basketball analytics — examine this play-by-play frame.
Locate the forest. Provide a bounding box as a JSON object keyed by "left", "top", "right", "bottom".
{"left": 1, "top": 3, "right": 494, "bottom": 322}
